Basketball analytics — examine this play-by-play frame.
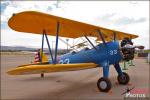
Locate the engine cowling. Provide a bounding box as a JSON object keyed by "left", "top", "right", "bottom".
{"left": 120, "top": 38, "right": 135, "bottom": 61}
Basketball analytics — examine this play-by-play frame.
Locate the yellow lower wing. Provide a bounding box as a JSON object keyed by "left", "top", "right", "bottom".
{"left": 7, "top": 63, "right": 98, "bottom": 75}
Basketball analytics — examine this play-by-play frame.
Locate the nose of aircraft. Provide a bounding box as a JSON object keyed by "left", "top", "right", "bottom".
{"left": 120, "top": 38, "right": 145, "bottom": 61}
{"left": 120, "top": 37, "right": 135, "bottom": 61}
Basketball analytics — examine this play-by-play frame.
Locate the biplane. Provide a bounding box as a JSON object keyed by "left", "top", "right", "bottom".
{"left": 7, "top": 11, "right": 143, "bottom": 92}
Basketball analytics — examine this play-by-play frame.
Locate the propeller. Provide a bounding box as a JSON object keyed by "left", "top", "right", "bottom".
{"left": 135, "top": 46, "right": 144, "bottom": 49}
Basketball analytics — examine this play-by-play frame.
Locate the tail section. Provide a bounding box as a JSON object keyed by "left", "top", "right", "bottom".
{"left": 34, "top": 49, "right": 48, "bottom": 64}
{"left": 34, "top": 51, "right": 40, "bottom": 63}
{"left": 39, "top": 49, "right": 48, "bottom": 63}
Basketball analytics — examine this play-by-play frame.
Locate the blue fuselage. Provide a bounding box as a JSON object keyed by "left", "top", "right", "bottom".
{"left": 53, "top": 41, "right": 122, "bottom": 67}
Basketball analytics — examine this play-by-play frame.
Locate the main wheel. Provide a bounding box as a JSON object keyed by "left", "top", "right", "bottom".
{"left": 117, "top": 72, "right": 130, "bottom": 85}
{"left": 97, "top": 77, "right": 112, "bottom": 92}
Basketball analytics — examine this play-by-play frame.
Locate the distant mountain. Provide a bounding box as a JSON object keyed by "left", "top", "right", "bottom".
{"left": 1, "top": 46, "right": 38, "bottom": 51}
{"left": 0, "top": 46, "right": 71, "bottom": 54}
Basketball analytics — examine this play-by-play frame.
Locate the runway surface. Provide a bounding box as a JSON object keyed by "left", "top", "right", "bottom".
{"left": 1, "top": 54, "right": 149, "bottom": 100}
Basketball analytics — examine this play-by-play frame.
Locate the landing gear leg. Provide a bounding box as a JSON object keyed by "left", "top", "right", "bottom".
{"left": 97, "top": 65, "right": 112, "bottom": 92}
{"left": 122, "top": 61, "right": 128, "bottom": 70}
{"left": 41, "top": 73, "right": 44, "bottom": 78}
{"left": 129, "top": 60, "right": 135, "bottom": 66}
{"left": 114, "top": 63, "right": 130, "bottom": 85}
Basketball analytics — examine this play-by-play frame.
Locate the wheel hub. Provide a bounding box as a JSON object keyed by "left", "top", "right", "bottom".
{"left": 100, "top": 81, "right": 107, "bottom": 89}
{"left": 121, "top": 75, "right": 126, "bottom": 82}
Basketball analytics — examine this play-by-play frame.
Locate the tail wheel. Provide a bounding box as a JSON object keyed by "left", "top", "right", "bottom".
{"left": 41, "top": 73, "right": 44, "bottom": 78}
{"left": 97, "top": 77, "right": 112, "bottom": 92}
{"left": 117, "top": 72, "right": 130, "bottom": 85}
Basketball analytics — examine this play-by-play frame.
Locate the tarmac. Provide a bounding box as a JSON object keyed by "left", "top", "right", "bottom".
{"left": 1, "top": 54, "right": 149, "bottom": 100}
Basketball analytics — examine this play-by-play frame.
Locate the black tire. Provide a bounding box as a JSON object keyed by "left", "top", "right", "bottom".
{"left": 41, "top": 73, "right": 44, "bottom": 78}
{"left": 97, "top": 77, "right": 112, "bottom": 92}
{"left": 117, "top": 72, "right": 130, "bottom": 85}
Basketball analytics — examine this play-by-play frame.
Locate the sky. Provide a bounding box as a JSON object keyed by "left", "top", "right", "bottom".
{"left": 1, "top": 1, "right": 149, "bottom": 49}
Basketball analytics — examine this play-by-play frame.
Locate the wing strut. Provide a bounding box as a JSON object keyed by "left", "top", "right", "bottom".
{"left": 54, "top": 22, "right": 60, "bottom": 64}
{"left": 40, "top": 22, "right": 60, "bottom": 64}
{"left": 97, "top": 29, "right": 106, "bottom": 45}
{"left": 41, "top": 30, "right": 54, "bottom": 64}
{"left": 84, "top": 35, "right": 97, "bottom": 50}
{"left": 44, "top": 30, "right": 54, "bottom": 63}
{"left": 41, "top": 31, "right": 44, "bottom": 63}
{"left": 114, "top": 32, "right": 117, "bottom": 41}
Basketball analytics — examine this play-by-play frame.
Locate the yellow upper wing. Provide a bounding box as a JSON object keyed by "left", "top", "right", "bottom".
{"left": 8, "top": 11, "right": 138, "bottom": 40}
